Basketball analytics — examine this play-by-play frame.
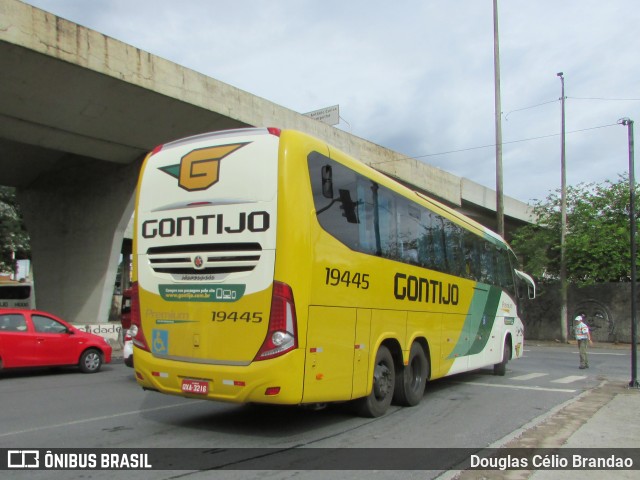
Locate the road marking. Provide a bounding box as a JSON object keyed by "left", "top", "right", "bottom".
{"left": 572, "top": 351, "right": 627, "bottom": 356}
{"left": 551, "top": 375, "right": 587, "bottom": 384}
{"left": 454, "top": 381, "right": 576, "bottom": 393}
{"left": 511, "top": 372, "right": 548, "bottom": 381}
{"left": 0, "top": 399, "right": 207, "bottom": 439}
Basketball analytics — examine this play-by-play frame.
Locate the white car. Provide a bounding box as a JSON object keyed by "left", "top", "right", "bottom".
{"left": 123, "top": 327, "right": 134, "bottom": 368}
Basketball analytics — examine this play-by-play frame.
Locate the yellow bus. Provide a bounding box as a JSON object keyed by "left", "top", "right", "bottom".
{"left": 130, "top": 128, "right": 535, "bottom": 417}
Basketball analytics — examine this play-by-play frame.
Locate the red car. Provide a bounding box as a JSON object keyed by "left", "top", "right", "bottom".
{"left": 0, "top": 308, "right": 112, "bottom": 373}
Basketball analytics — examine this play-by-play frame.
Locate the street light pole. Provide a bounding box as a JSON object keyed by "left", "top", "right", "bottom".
{"left": 558, "top": 72, "right": 568, "bottom": 343}
{"left": 493, "top": 0, "right": 504, "bottom": 238}
{"left": 619, "top": 118, "right": 639, "bottom": 389}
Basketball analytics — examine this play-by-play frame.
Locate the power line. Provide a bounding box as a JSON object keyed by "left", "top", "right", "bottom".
{"left": 370, "top": 93, "right": 639, "bottom": 166}
{"left": 569, "top": 96, "right": 640, "bottom": 102}
{"left": 504, "top": 99, "right": 558, "bottom": 120}
{"left": 502, "top": 96, "right": 640, "bottom": 121}
{"left": 372, "top": 122, "right": 619, "bottom": 165}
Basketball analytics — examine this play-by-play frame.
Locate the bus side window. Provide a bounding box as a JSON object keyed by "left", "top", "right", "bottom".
{"left": 309, "top": 153, "right": 362, "bottom": 252}
{"left": 463, "top": 231, "right": 481, "bottom": 281}
{"left": 497, "top": 248, "right": 516, "bottom": 294}
{"left": 417, "top": 210, "right": 446, "bottom": 273}
{"left": 397, "top": 199, "right": 420, "bottom": 265}
{"left": 307, "top": 149, "right": 521, "bottom": 294}
{"left": 444, "top": 222, "right": 465, "bottom": 277}
{"left": 478, "top": 242, "right": 494, "bottom": 285}
{"left": 375, "top": 188, "right": 397, "bottom": 259}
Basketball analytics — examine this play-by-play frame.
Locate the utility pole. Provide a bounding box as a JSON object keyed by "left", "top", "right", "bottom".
{"left": 493, "top": 0, "right": 504, "bottom": 238}
{"left": 620, "top": 118, "right": 639, "bottom": 388}
{"left": 557, "top": 72, "right": 568, "bottom": 343}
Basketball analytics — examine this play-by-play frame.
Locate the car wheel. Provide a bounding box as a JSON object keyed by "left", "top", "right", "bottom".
{"left": 79, "top": 349, "right": 103, "bottom": 373}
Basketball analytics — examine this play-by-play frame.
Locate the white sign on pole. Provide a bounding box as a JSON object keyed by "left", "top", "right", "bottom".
{"left": 304, "top": 105, "right": 340, "bottom": 126}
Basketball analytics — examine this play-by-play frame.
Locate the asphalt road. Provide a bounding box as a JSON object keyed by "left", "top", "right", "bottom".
{"left": 0, "top": 342, "right": 632, "bottom": 480}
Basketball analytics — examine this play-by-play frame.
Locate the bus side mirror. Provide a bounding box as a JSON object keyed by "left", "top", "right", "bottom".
{"left": 515, "top": 269, "right": 536, "bottom": 300}
{"left": 321, "top": 165, "right": 334, "bottom": 199}
{"left": 526, "top": 281, "right": 535, "bottom": 300}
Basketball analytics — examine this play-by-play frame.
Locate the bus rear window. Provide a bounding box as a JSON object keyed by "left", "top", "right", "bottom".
{"left": 0, "top": 285, "right": 31, "bottom": 300}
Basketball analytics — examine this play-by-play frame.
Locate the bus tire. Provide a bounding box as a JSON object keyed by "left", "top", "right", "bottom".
{"left": 79, "top": 349, "right": 103, "bottom": 373}
{"left": 394, "top": 342, "right": 428, "bottom": 406}
{"left": 354, "top": 345, "right": 395, "bottom": 417}
{"left": 493, "top": 341, "right": 510, "bottom": 376}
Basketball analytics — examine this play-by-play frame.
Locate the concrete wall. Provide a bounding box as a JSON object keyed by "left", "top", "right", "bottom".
{"left": 522, "top": 282, "right": 640, "bottom": 344}
{"left": 17, "top": 155, "right": 141, "bottom": 323}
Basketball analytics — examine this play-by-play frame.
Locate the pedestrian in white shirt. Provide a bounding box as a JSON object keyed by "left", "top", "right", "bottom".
{"left": 574, "top": 315, "right": 593, "bottom": 369}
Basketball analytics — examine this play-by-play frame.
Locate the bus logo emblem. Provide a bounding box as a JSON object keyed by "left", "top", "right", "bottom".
{"left": 158, "top": 142, "right": 249, "bottom": 192}
{"left": 193, "top": 255, "right": 205, "bottom": 269}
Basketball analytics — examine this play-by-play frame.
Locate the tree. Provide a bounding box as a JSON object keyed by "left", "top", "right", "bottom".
{"left": 511, "top": 174, "right": 637, "bottom": 286}
{"left": 0, "top": 187, "right": 30, "bottom": 274}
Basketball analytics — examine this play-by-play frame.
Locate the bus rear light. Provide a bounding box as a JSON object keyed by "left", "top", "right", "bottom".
{"left": 265, "top": 387, "right": 281, "bottom": 396}
{"left": 129, "top": 282, "right": 150, "bottom": 352}
{"left": 267, "top": 127, "right": 281, "bottom": 137}
{"left": 254, "top": 281, "right": 298, "bottom": 361}
{"left": 150, "top": 144, "right": 164, "bottom": 156}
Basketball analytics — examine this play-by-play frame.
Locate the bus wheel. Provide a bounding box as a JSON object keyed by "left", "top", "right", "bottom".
{"left": 355, "top": 345, "right": 395, "bottom": 417}
{"left": 493, "top": 341, "right": 510, "bottom": 376}
{"left": 394, "top": 342, "right": 428, "bottom": 406}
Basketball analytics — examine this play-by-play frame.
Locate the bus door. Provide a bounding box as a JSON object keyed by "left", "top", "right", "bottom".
{"left": 442, "top": 312, "right": 470, "bottom": 375}
{"left": 463, "top": 284, "right": 502, "bottom": 369}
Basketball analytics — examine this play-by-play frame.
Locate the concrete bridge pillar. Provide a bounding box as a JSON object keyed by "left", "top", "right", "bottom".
{"left": 17, "top": 154, "right": 142, "bottom": 324}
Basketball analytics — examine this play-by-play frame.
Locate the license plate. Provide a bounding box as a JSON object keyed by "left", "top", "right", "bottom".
{"left": 181, "top": 379, "right": 209, "bottom": 395}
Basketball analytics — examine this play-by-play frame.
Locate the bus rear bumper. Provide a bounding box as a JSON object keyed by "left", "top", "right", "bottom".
{"left": 133, "top": 348, "right": 305, "bottom": 405}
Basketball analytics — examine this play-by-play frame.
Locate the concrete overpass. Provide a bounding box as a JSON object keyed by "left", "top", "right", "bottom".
{"left": 0, "top": 0, "right": 533, "bottom": 324}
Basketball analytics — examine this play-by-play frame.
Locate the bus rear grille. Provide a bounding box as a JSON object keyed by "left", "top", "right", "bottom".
{"left": 147, "top": 243, "right": 262, "bottom": 275}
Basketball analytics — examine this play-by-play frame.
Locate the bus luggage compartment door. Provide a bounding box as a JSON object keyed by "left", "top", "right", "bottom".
{"left": 303, "top": 306, "right": 357, "bottom": 403}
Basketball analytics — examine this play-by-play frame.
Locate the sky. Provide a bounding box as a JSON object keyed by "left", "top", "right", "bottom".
{"left": 21, "top": 0, "right": 640, "bottom": 204}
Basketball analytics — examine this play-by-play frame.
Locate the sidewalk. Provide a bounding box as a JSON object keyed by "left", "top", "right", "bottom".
{"left": 453, "top": 341, "right": 640, "bottom": 479}
{"left": 527, "top": 338, "right": 632, "bottom": 350}
{"left": 527, "top": 341, "right": 639, "bottom": 478}
{"left": 528, "top": 381, "right": 639, "bottom": 479}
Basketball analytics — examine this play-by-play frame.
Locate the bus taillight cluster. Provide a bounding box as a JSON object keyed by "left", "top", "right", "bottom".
{"left": 254, "top": 281, "right": 298, "bottom": 361}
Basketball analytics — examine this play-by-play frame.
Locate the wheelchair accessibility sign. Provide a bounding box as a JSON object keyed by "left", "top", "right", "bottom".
{"left": 152, "top": 329, "right": 168, "bottom": 355}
